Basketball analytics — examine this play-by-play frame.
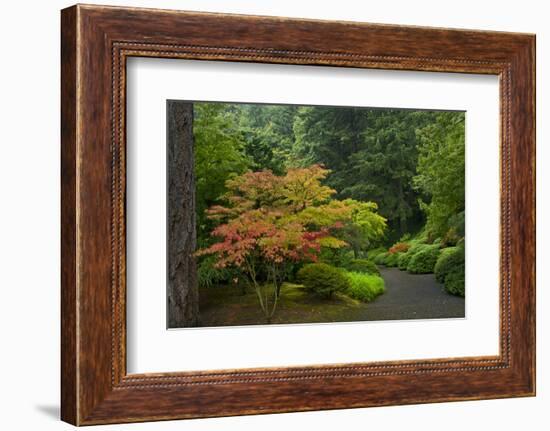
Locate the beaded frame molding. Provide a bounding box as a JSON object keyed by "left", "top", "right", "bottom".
{"left": 61, "top": 4, "right": 535, "bottom": 425}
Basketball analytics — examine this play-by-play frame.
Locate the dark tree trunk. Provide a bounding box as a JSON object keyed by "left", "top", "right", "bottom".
{"left": 275, "top": 276, "right": 283, "bottom": 299}
{"left": 397, "top": 179, "right": 408, "bottom": 235}
{"left": 167, "top": 101, "right": 199, "bottom": 328}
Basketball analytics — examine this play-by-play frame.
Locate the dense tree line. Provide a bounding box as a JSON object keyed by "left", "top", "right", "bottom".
{"left": 193, "top": 102, "right": 465, "bottom": 247}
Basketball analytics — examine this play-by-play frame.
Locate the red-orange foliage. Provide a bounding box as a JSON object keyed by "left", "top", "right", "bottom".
{"left": 196, "top": 208, "right": 334, "bottom": 269}
{"left": 196, "top": 165, "right": 349, "bottom": 320}
{"left": 197, "top": 165, "right": 346, "bottom": 270}
{"left": 388, "top": 242, "right": 410, "bottom": 254}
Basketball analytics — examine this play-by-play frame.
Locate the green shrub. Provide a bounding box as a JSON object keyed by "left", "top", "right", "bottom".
{"left": 344, "top": 271, "right": 385, "bottom": 302}
{"left": 406, "top": 242, "right": 426, "bottom": 255}
{"left": 434, "top": 245, "right": 465, "bottom": 297}
{"left": 389, "top": 242, "right": 410, "bottom": 254}
{"left": 197, "top": 255, "right": 232, "bottom": 288}
{"left": 444, "top": 269, "right": 465, "bottom": 296}
{"left": 319, "top": 248, "right": 354, "bottom": 268}
{"left": 398, "top": 252, "right": 413, "bottom": 270}
{"left": 441, "top": 228, "right": 460, "bottom": 247}
{"left": 344, "top": 259, "right": 380, "bottom": 275}
{"left": 399, "top": 233, "right": 412, "bottom": 242}
{"left": 367, "top": 247, "right": 387, "bottom": 260}
{"left": 434, "top": 247, "right": 459, "bottom": 282}
{"left": 374, "top": 252, "right": 389, "bottom": 265}
{"left": 425, "top": 231, "right": 436, "bottom": 244}
{"left": 397, "top": 238, "right": 434, "bottom": 271}
{"left": 407, "top": 244, "right": 440, "bottom": 274}
{"left": 449, "top": 211, "right": 465, "bottom": 237}
{"left": 297, "top": 263, "right": 350, "bottom": 299}
{"left": 384, "top": 252, "right": 401, "bottom": 267}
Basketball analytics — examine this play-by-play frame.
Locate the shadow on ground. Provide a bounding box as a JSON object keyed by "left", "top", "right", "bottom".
{"left": 35, "top": 404, "right": 59, "bottom": 420}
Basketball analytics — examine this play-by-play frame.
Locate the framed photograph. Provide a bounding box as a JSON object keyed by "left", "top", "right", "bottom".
{"left": 61, "top": 4, "right": 535, "bottom": 425}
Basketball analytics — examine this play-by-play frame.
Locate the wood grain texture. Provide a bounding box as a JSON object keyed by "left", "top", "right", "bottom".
{"left": 60, "top": 4, "right": 536, "bottom": 425}
{"left": 60, "top": 5, "right": 78, "bottom": 425}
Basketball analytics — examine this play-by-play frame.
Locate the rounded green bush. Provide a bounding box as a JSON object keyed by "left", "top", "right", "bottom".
{"left": 433, "top": 245, "right": 465, "bottom": 296}
{"left": 384, "top": 252, "right": 401, "bottom": 267}
{"left": 297, "top": 263, "right": 350, "bottom": 299}
{"left": 406, "top": 242, "right": 426, "bottom": 256}
{"left": 345, "top": 259, "right": 380, "bottom": 275}
{"left": 398, "top": 252, "right": 413, "bottom": 270}
{"left": 434, "top": 246, "right": 460, "bottom": 283}
{"left": 344, "top": 271, "right": 385, "bottom": 302}
{"left": 406, "top": 244, "right": 440, "bottom": 274}
{"left": 366, "top": 247, "right": 387, "bottom": 260}
{"left": 443, "top": 269, "right": 465, "bottom": 297}
{"left": 374, "top": 252, "right": 389, "bottom": 265}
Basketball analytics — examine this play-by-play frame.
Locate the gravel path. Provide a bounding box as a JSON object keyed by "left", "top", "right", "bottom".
{"left": 362, "top": 267, "right": 465, "bottom": 321}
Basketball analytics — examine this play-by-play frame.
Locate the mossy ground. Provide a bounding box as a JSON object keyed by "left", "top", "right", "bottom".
{"left": 199, "top": 282, "right": 370, "bottom": 327}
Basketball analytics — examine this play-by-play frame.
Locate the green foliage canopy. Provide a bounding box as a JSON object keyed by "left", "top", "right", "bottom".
{"left": 414, "top": 112, "right": 465, "bottom": 236}
{"left": 193, "top": 103, "right": 250, "bottom": 243}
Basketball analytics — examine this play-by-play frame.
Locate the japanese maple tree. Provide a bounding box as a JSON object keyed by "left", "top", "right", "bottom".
{"left": 196, "top": 165, "right": 384, "bottom": 322}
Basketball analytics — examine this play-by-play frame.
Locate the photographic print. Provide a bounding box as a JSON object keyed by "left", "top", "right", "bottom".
{"left": 167, "top": 100, "right": 466, "bottom": 328}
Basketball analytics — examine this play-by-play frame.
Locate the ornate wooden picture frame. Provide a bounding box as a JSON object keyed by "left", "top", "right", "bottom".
{"left": 61, "top": 4, "right": 535, "bottom": 425}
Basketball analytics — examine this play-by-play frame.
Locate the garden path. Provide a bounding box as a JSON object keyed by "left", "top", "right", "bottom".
{"left": 361, "top": 267, "right": 465, "bottom": 321}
